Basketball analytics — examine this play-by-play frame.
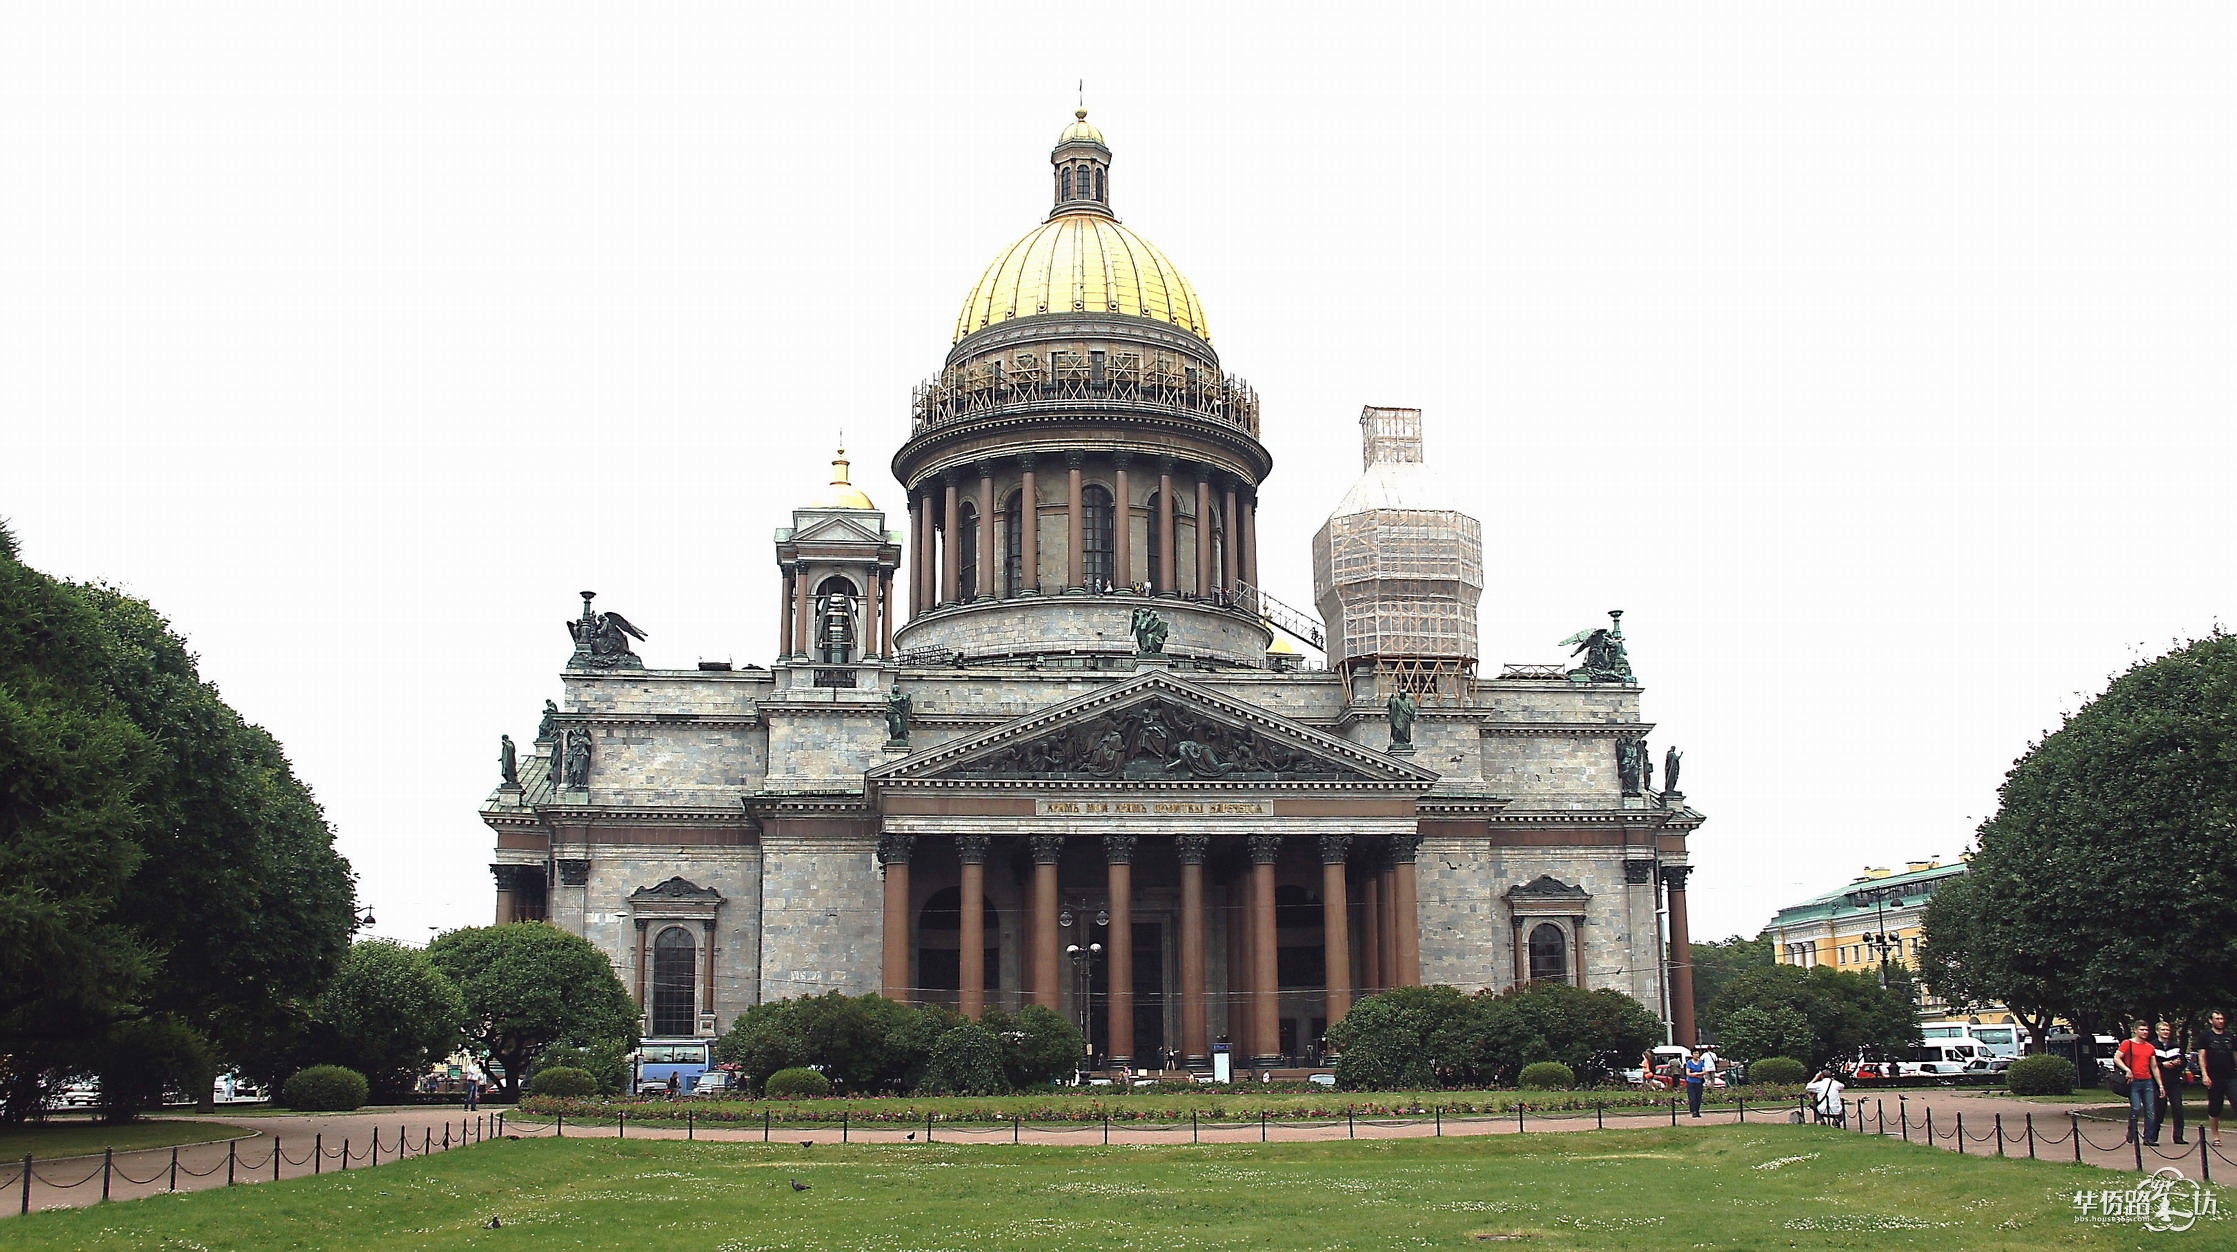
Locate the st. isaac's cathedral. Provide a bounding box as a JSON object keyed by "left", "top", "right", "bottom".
{"left": 482, "top": 110, "right": 1707, "bottom": 1069}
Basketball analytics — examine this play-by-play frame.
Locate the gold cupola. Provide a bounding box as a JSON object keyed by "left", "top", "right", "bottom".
{"left": 951, "top": 110, "right": 1211, "bottom": 344}
{"left": 803, "top": 443, "right": 875, "bottom": 510}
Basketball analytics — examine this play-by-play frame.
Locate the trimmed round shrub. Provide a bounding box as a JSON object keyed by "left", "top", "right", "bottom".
{"left": 524, "top": 1066, "right": 597, "bottom": 1098}
{"left": 1517, "top": 1062, "right": 1575, "bottom": 1090}
{"left": 1747, "top": 1056, "right": 1807, "bottom": 1086}
{"left": 282, "top": 1065, "right": 368, "bottom": 1112}
{"left": 763, "top": 1067, "right": 831, "bottom": 1099}
{"left": 2006, "top": 1054, "right": 2076, "bottom": 1096}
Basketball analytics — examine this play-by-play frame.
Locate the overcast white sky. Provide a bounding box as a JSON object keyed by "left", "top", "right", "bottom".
{"left": 4, "top": 3, "right": 2231, "bottom": 947}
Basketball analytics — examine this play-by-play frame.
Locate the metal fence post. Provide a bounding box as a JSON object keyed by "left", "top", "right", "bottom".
{"left": 618, "top": 1112, "right": 626, "bottom": 1140}
{"left": 1191, "top": 1111, "right": 1197, "bottom": 1144}
{"left": 21, "top": 1153, "right": 32, "bottom": 1214}
{"left": 2134, "top": 1131, "right": 2144, "bottom": 1173}
{"left": 1517, "top": 1104, "right": 1524, "bottom": 1133}
{"left": 556, "top": 1113, "right": 564, "bottom": 1138}
{"left": 763, "top": 1111, "right": 770, "bottom": 1142}
{"left": 842, "top": 1112, "right": 849, "bottom": 1144}
{"left": 2071, "top": 1113, "right": 2082, "bottom": 1163}
{"left": 228, "top": 1139, "right": 237, "bottom": 1186}
{"left": 929, "top": 1111, "right": 936, "bottom": 1144}
{"left": 274, "top": 1136, "right": 282, "bottom": 1182}
{"left": 1738, "top": 1099, "right": 1745, "bottom": 1124}
{"left": 2026, "top": 1112, "right": 2034, "bottom": 1159}
{"left": 340, "top": 1138, "right": 348, "bottom": 1171}
{"left": 1435, "top": 1106, "right": 1442, "bottom": 1137}
{"left": 101, "top": 1147, "right": 112, "bottom": 1202}
{"left": 687, "top": 1110, "right": 695, "bottom": 1141}
{"left": 2202, "top": 1135, "right": 2212, "bottom": 1183}
{"left": 1348, "top": 1109, "right": 1355, "bottom": 1139}
{"left": 1261, "top": 1111, "right": 1267, "bottom": 1142}
{"left": 1925, "top": 1107, "right": 1933, "bottom": 1145}
{"left": 313, "top": 1134, "right": 322, "bottom": 1175}
{"left": 1670, "top": 1097, "right": 1677, "bottom": 1126}
{"left": 1103, "top": 1114, "right": 1109, "bottom": 1145}
{"left": 371, "top": 1131, "right": 379, "bottom": 1168}
{"left": 1015, "top": 1117, "right": 1021, "bottom": 1145}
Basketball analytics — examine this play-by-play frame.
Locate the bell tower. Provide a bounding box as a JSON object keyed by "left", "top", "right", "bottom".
{"left": 774, "top": 445, "right": 903, "bottom": 685}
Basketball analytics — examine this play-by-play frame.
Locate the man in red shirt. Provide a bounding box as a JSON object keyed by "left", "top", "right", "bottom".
{"left": 2116, "top": 1020, "right": 2167, "bottom": 1145}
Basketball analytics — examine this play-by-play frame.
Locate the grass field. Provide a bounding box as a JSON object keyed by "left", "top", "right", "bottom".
{"left": 0, "top": 1118, "right": 251, "bottom": 1162}
{"left": 8, "top": 1124, "right": 2218, "bottom": 1250}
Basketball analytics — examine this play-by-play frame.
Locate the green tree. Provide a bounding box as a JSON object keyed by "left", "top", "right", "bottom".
{"left": 919, "top": 1023, "right": 1011, "bottom": 1095}
{"left": 314, "top": 939, "right": 465, "bottom": 1100}
{"left": 91, "top": 1016, "right": 217, "bottom": 1123}
{"left": 1702, "top": 964, "right": 1917, "bottom": 1069}
{"left": 714, "top": 993, "right": 966, "bottom": 1094}
{"left": 1714, "top": 1005, "right": 1814, "bottom": 1065}
{"left": 0, "top": 526, "right": 356, "bottom": 1121}
{"left": 1919, "top": 634, "right": 2237, "bottom": 1039}
{"left": 1329, "top": 985, "right": 1474, "bottom": 1090}
{"left": 981, "top": 1004, "right": 1085, "bottom": 1089}
{"left": 530, "top": 1040, "right": 630, "bottom": 1094}
{"left": 425, "top": 923, "right": 638, "bottom": 1099}
{"left": 1690, "top": 934, "right": 1774, "bottom": 1026}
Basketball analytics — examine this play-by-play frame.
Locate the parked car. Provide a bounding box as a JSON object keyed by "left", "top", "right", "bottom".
{"left": 689, "top": 1070, "right": 739, "bottom": 1096}
{"left": 1623, "top": 1045, "right": 1694, "bottom": 1089}
{"left": 51, "top": 1082, "right": 100, "bottom": 1109}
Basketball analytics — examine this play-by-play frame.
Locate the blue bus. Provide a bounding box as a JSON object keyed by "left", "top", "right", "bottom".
{"left": 632, "top": 1040, "right": 711, "bottom": 1095}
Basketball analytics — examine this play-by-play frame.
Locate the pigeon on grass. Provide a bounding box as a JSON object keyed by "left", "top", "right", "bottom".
{"left": 791, "top": 1178, "right": 811, "bottom": 1191}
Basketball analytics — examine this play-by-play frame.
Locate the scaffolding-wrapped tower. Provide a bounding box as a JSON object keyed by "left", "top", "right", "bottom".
{"left": 1312, "top": 407, "right": 1485, "bottom": 702}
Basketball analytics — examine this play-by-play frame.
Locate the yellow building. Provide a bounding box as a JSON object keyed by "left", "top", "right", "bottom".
{"left": 1762, "top": 860, "right": 1971, "bottom": 1017}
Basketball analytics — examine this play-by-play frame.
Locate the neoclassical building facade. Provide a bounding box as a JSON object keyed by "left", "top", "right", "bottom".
{"left": 484, "top": 110, "right": 1707, "bottom": 1067}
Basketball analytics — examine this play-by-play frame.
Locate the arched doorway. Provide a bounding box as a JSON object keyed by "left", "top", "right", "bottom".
{"left": 651, "top": 926, "right": 697, "bottom": 1036}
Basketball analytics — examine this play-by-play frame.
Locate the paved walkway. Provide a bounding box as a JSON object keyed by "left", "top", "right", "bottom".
{"left": 5, "top": 1091, "right": 2225, "bottom": 1216}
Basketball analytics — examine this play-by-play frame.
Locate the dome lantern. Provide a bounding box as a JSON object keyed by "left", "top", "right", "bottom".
{"left": 1050, "top": 107, "right": 1114, "bottom": 221}
{"left": 804, "top": 442, "right": 876, "bottom": 510}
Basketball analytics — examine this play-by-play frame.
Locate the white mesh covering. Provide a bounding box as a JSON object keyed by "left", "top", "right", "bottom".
{"left": 1312, "top": 408, "right": 1485, "bottom": 668}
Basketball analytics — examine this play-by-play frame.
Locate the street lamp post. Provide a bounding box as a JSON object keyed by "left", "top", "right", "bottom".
{"left": 1064, "top": 942, "right": 1103, "bottom": 1083}
{"left": 1844, "top": 884, "right": 1906, "bottom": 989}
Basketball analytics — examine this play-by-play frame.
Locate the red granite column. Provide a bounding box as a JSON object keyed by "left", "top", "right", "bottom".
{"left": 977, "top": 464, "right": 996, "bottom": 601}
{"left": 1663, "top": 865, "right": 1698, "bottom": 1045}
{"left": 1019, "top": 454, "right": 1039, "bottom": 593}
{"left": 1066, "top": 451, "right": 1085, "bottom": 591}
{"left": 1156, "top": 458, "right": 1176, "bottom": 593}
{"left": 940, "top": 471, "right": 961, "bottom": 606}
{"left": 1104, "top": 835, "right": 1136, "bottom": 1066}
{"left": 1360, "top": 872, "right": 1382, "bottom": 993}
{"left": 777, "top": 567, "right": 795, "bottom": 658}
{"left": 879, "top": 835, "right": 914, "bottom": 1004}
{"left": 1227, "top": 878, "right": 1253, "bottom": 1060}
{"left": 863, "top": 569, "right": 880, "bottom": 660}
{"left": 1222, "top": 480, "right": 1240, "bottom": 592}
{"left": 1248, "top": 835, "right": 1282, "bottom": 1067}
{"left": 878, "top": 572, "right": 894, "bottom": 656}
{"left": 1390, "top": 835, "right": 1421, "bottom": 987}
{"left": 1240, "top": 492, "right": 1258, "bottom": 589}
{"left": 1176, "top": 835, "right": 1210, "bottom": 1067}
{"left": 1194, "top": 467, "right": 1213, "bottom": 597}
{"left": 793, "top": 565, "right": 814, "bottom": 662}
{"left": 1320, "top": 836, "right": 1353, "bottom": 1026}
{"left": 1112, "top": 453, "right": 1134, "bottom": 588}
{"left": 958, "top": 836, "right": 989, "bottom": 1018}
{"left": 908, "top": 494, "right": 925, "bottom": 618}
{"left": 1031, "top": 837, "right": 1064, "bottom": 1010}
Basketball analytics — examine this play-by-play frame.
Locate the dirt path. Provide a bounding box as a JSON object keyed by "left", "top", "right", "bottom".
{"left": 5, "top": 1091, "right": 2224, "bottom": 1216}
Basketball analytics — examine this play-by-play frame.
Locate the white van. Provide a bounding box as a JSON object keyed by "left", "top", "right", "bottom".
{"left": 1897, "top": 1040, "right": 1993, "bottom": 1077}
{"left": 1920, "top": 1021, "right": 2023, "bottom": 1059}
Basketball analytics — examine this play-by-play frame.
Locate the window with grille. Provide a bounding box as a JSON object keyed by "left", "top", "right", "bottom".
{"left": 1528, "top": 923, "right": 1570, "bottom": 984}
{"left": 1082, "top": 484, "right": 1114, "bottom": 589}
{"left": 1061, "top": 168, "right": 1072, "bottom": 199}
{"left": 651, "top": 927, "right": 697, "bottom": 1036}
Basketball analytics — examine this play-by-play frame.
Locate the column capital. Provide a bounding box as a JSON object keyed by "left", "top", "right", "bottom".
{"left": 491, "top": 863, "right": 536, "bottom": 891}
{"left": 1111, "top": 449, "right": 1134, "bottom": 468}
{"left": 1319, "top": 834, "right": 1353, "bottom": 865}
{"left": 955, "top": 834, "right": 991, "bottom": 865}
{"left": 1387, "top": 834, "right": 1421, "bottom": 864}
{"left": 1157, "top": 455, "right": 1177, "bottom": 475}
{"left": 1017, "top": 452, "right": 1038, "bottom": 470}
{"left": 1174, "top": 834, "right": 1211, "bottom": 865}
{"left": 1029, "top": 835, "right": 1066, "bottom": 865}
{"left": 1623, "top": 857, "right": 1655, "bottom": 885}
{"left": 1247, "top": 834, "right": 1283, "bottom": 865}
{"left": 556, "top": 858, "right": 591, "bottom": 887}
{"left": 940, "top": 467, "right": 960, "bottom": 486}
{"left": 1103, "top": 834, "right": 1138, "bottom": 864}
{"left": 877, "top": 833, "right": 916, "bottom": 867}
{"left": 1065, "top": 449, "right": 1086, "bottom": 468}
{"left": 974, "top": 460, "right": 995, "bottom": 479}
{"left": 1659, "top": 863, "right": 1693, "bottom": 890}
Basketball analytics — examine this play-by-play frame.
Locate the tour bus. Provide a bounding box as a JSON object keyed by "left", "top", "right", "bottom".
{"left": 631, "top": 1040, "right": 711, "bottom": 1095}
{"left": 1919, "top": 1021, "right": 2023, "bottom": 1059}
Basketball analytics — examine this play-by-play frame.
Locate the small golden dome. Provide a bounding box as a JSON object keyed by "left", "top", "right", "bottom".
{"left": 804, "top": 444, "right": 875, "bottom": 510}
{"left": 1057, "top": 108, "right": 1106, "bottom": 147}
{"left": 1266, "top": 634, "right": 1300, "bottom": 655}
{"left": 954, "top": 214, "right": 1210, "bottom": 343}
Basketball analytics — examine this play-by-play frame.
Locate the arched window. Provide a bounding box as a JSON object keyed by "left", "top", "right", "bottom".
{"left": 1093, "top": 167, "right": 1104, "bottom": 201}
{"left": 958, "top": 502, "right": 980, "bottom": 600}
{"left": 1060, "top": 168, "right": 1073, "bottom": 200}
{"left": 1528, "top": 923, "right": 1570, "bottom": 985}
{"left": 1082, "top": 484, "right": 1114, "bottom": 590}
{"left": 1001, "top": 491, "right": 1023, "bottom": 596}
{"left": 651, "top": 926, "right": 697, "bottom": 1036}
{"left": 815, "top": 575, "right": 858, "bottom": 664}
{"left": 1145, "top": 492, "right": 1162, "bottom": 591}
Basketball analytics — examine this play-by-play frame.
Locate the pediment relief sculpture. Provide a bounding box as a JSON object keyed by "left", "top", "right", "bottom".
{"left": 951, "top": 696, "right": 1370, "bottom": 783}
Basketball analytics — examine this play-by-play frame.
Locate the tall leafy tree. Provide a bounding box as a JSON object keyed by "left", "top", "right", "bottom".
{"left": 1690, "top": 934, "right": 1774, "bottom": 1027}
{"left": 1920, "top": 634, "right": 2237, "bottom": 1038}
{"left": 1701, "top": 964, "right": 1917, "bottom": 1069}
{"left": 0, "top": 525, "right": 355, "bottom": 1120}
{"left": 426, "top": 923, "right": 639, "bottom": 1099}
{"left": 314, "top": 939, "right": 467, "bottom": 1100}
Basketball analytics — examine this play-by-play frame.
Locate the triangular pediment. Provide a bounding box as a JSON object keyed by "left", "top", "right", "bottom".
{"left": 869, "top": 671, "right": 1439, "bottom": 788}
{"left": 789, "top": 512, "right": 888, "bottom": 545}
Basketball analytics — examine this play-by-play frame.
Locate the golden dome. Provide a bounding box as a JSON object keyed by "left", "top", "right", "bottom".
{"left": 804, "top": 445, "right": 875, "bottom": 510}
{"left": 953, "top": 214, "right": 1210, "bottom": 343}
{"left": 1057, "top": 108, "right": 1105, "bottom": 147}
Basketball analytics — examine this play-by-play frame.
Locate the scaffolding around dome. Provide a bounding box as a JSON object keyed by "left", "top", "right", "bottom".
{"left": 911, "top": 354, "right": 1259, "bottom": 437}
{"left": 1312, "top": 407, "right": 1485, "bottom": 704}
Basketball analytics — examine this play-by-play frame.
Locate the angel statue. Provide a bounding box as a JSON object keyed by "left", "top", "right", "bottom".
{"left": 566, "top": 591, "right": 647, "bottom": 669}
{"left": 1130, "top": 606, "right": 1168, "bottom": 656}
{"left": 1559, "top": 609, "right": 1635, "bottom": 685}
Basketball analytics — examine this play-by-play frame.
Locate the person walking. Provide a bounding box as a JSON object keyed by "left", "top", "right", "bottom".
{"left": 2155, "top": 1020, "right": 2189, "bottom": 1145}
{"left": 2115, "top": 1021, "right": 2165, "bottom": 1145}
{"left": 2200, "top": 1008, "right": 2235, "bottom": 1147}
{"left": 1684, "top": 1046, "right": 1709, "bottom": 1118}
{"left": 463, "top": 1073, "right": 480, "bottom": 1113}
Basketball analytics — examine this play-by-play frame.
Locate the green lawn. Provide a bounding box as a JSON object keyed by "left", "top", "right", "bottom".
{"left": 0, "top": 1118, "right": 250, "bottom": 1161}
{"left": 8, "top": 1125, "right": 2219, "bottom": 1250}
